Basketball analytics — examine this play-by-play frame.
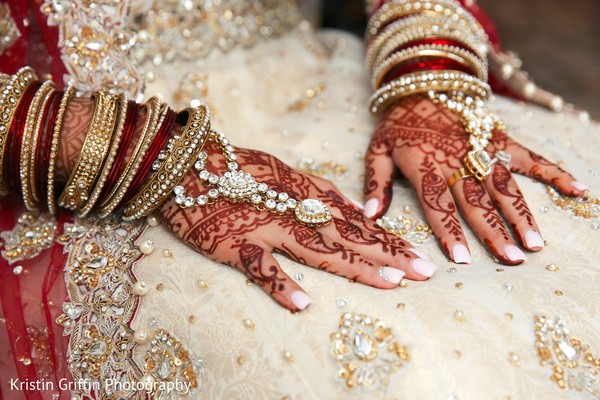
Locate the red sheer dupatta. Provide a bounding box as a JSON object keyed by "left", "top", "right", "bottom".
{"left": 0, "top": 197, "right": 73, "bottom": 400}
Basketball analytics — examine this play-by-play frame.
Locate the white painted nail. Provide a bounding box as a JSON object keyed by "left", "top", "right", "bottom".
{"left": 523, "top": 230, "right": 544, "bottom": 250}
{"left": 504, "top": 245, "right": 527, "bottom": 263}
{"left": 571, "top": 181, "right": 589, "bottom": 191}
{"left": 411, "top": 259, "right": 439, "bottom": 277}
{"left": 379, "top": 266, "right": 406, "bottom": 284}
{"left": 291, "top": 291, "right": 311, "bottom": 310}
{"left": 451, "top": 244, "right": 472, "bottom": 264}
{"left": 408, "top": 248, "right": 430, "bottom": 260}
{"left": 363, "top": 198, "right": 379, "bottom": 218}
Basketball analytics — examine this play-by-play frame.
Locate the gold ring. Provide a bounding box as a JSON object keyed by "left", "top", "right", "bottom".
{"left": 447, "top": 168, "right": 472, "bottom": 188}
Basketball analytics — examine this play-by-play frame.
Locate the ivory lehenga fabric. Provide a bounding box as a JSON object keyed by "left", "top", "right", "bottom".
{"left": 1, "top": 1, "right": 599, "bottom": 399}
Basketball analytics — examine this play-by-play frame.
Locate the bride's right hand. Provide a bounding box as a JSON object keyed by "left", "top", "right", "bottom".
{"left": 159, "top": 142, "right": 439, "bottom": 312}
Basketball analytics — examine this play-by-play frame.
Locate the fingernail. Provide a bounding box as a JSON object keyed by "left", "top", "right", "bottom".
{"left": 523, "top": 230, "right": 544, "bottom": 250}
{"left": 379, "top": 266, "right": 406, "bottom": 284}
{"left": 503, "top": 245, "right": 527, "bottom": 263}
{"left": 408, "top": 248, "right": 430, "bottom": 260}
{"left": 571, "top": 181, "right": 589, "bottom": 191}
{"left": 350, "top": 199, "right": 364, "bottom": 210}
{"left": 451, "top": 244, "right": 472, "bottom": 264}
{"left": 364, "top": 198, "right": 379, "bottom": 218}
{"left": 291, "top": 291, "right": 311, "bottom": 310}
{"left": 411, "top": 258, "right": 439, "bottom": 277}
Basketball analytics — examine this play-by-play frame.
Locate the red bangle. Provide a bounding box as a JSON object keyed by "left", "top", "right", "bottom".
{"left": 4, "top": 82, "right": 41, "bottom": 192}
{"left": 382, "top": 59, "right": 477, "bottom": 86}
{"left": 35, "top": 90, "right": 62, "bottom": 210}
{"left": 97, "top": 100, "right": 140, "bottom": 205}
{"left": 117, "top": 108, "right": 176, "bottom": 207}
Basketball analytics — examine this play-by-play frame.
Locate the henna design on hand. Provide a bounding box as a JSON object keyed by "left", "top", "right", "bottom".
{"left": 234, "top": 239, "right": 287, "bottom": 293}
{"left": 491, "top": 166, "right": 534, "bottom": 227}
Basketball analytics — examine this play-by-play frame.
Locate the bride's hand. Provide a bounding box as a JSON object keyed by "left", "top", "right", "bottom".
{"left": 159, "top": 142, "right": 439, "bottom": 311}
{"left": 363, "top": 97, "right": 588, "bottom": 266}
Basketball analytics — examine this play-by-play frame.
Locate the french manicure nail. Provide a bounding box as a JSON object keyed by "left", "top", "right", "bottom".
{"left": 364, "top": 198, "right": 379, "bottom": 218}
{"left": 571, "top": 181, "right": 589, "bottom": 191}
{"left": 291, "top": 291, "right": 311, "bottom": 310}
{"left": 379, "top": 266, "right": 406, "bottom": 284}
{"left": 503, "top": 245, "right": 527, "bottom": 263}
{"left": 523, "top": 230, "right": 544, "bottom": 250}
{"left": 408, "top": 248, "right": 430, "bottom": 260}
{"left": 451, "top": 244, "right": 472, "bottom": 264}
{"left": 411, "top": 258, "right": 439, "bottom": 277}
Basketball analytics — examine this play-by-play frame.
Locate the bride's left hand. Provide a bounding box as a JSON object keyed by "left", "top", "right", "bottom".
{"left": 159, "top": 142, "right": 438, "bottom": 312}
{"left": 363, "top": 97, "right": 588, "bottom": 265}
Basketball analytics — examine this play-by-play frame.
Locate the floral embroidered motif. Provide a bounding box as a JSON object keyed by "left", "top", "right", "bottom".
{"left": 330, "top": 312, "right": 410, "bottom": 389}
{"left": 0, "top": 3, "right": 21, "bottom": 56}
{"left": 377, "top": 215, "right": 433, "bottom": 246}
{"left": 545, "top": 185, "right": 600, "bottom": 221}
{"left": 534, "top": 315, "right": 600, "bottom": 396}
{"left": 55, "top": 216, "right": 201, "bottom": 399}
{"left": 1, "top": 213, "right": 56, "bottom": 264}
{"left": 41, "top": 0, "right": 143, "bottom": 97}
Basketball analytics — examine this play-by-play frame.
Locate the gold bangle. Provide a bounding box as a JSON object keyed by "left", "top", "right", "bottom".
{"left": 78, "top": 94, "right": 128, "bottom": 217}
{"left": 97, "top": 97, "right": 167, "bottom": 218}
{"left": 122, "top": 105, "right": 210, "bottom": 220}
{"left": 372, "top": 45, "right": 487, "bottom": 89}
{"left": 447, "top": 167, "right": 472, "bottom": 188}
{"left": 47, "top": 86, "right": 76, "bottom": 214}
{"left": 366, "top": 15, "right": 487, "bottom": 73}
{"left": 20, "top": 81, "right": 56, "bottom": 210}
{"left": 58, "top": 90, "right": 120, "bottom": 211}
{"left": 369, "top": 70, "right": 490, "bottom": 114}
{"left": 0, "top": 67, "right": 38, "bottom": 197}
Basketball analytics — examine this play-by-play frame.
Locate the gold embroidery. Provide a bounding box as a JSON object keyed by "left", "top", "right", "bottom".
{"left": 545, "top": 185, "right": 600, "bottom": 220}
{"left": 287, "top": 83, "right": 326, "bottom": 111}
{"left": 330, "top": 312, "right": 409, "bottom": 389}
{"left": 0, "top": 4, "right": 21, "bottom": 55}
{"left": 1, "top": 213, "right": 56, "bottom": 264}
{"left": 56, "top": 216, "right": 202, "bottom": 398}
{"left": 534, "top": 315, "right": 600, "bottom": 395}
{"left": 376, "top": 214, "right": 433, "bottom": 246}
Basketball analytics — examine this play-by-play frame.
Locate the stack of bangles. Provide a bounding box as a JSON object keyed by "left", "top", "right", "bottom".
{"left": 0, "top": 67, "right": 332, "bottom": 228}
{"left": 366, "top": 0, "right": 512, "bottom": 186}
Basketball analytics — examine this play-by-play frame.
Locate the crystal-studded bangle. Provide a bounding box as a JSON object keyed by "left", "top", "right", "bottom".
{"left": 369, "top": 70, "right": 491, "bottom": 114}
{"left": 0, "top": 67, "right": 38, "bottom": 197}
{"left": 172, "top": 129, "right": 333, "bottom": 228}
{"left": 97, "top": 97, "right": 167, "bottom": 217}
{"left": 35, "top": 89, "right": 61, "bottom": 211}
{"left": 122, "top": 105, "right": 210, "bottom": 220}
{"left": 20, "top": 80, "right": 56, "bottom": 210}
{"left": 47, "top": 85, "right": 76, "bottom": 214}
{"left": 368, "top": 0, "right": 487, "bottom": 40}
{"left": 58, "top": 90, "right": 120, "bottom": 211}
{"left": 78, "top": 94, "right": 129, "bottom": 217}
{"left": 372, "top": 44, "right": 487, "bottom": 89}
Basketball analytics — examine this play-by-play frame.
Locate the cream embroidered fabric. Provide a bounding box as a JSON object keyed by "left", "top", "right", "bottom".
{"left": 125, "top": 30, "right": 600, "bottom": 399}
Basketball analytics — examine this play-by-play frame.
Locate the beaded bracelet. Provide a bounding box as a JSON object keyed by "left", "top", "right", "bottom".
{"left": 0, "top": 67, "right": 37, "bottom": 197}
{"left": 122, "top": 105, "right": 210, "bottom": 220}
{"left": 58, "top": 90, "right": 120, "bottom": 211}
{"left": 47, "top": 86, "right": 75, "bottom": 214}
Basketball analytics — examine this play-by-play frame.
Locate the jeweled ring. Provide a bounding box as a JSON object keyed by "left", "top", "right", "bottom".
{"left": 448, "top": 168, "right": 473, "bottom": 188}
{"left": 494, "top": 150, "right": 512, "bottom": 168}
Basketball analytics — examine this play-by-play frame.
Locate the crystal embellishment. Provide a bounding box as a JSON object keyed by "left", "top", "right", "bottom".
{"left": 295, "top": 199, "right": 332, "bottom": 227}
{"left": 330, "top": 312, "right": 409, "bottom": 389}
{"left": 534, "top": 315, "right": 600, "bottom": 395}
{"left": 0, "top": 4, "right": 21, "bottom": 56}
{"left": 1, "top": 213, "right": 56, "bottom": 264}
